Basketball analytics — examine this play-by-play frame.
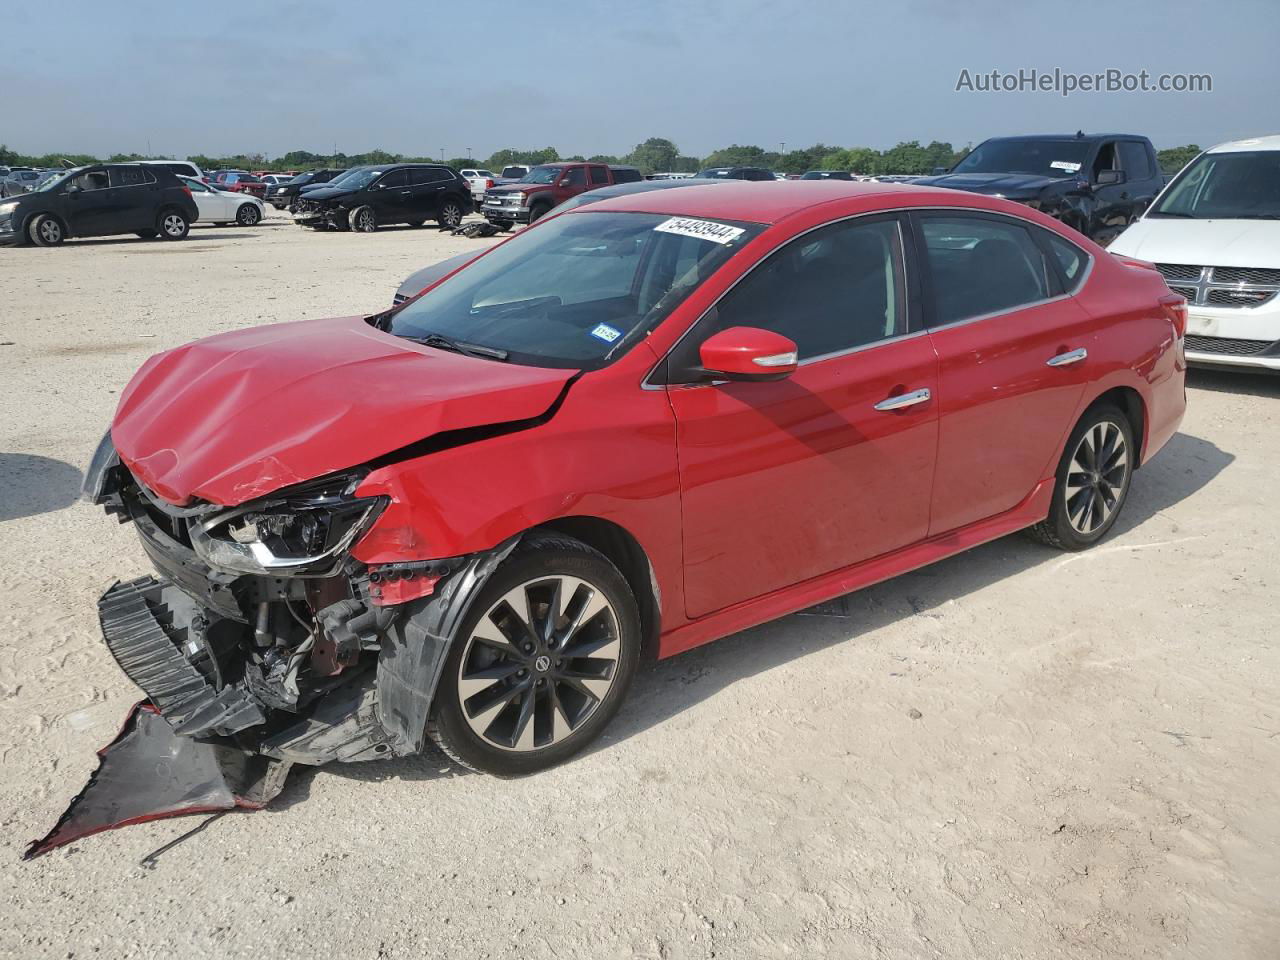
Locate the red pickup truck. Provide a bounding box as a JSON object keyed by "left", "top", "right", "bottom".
{"left": 480, "top": 162, "right": 642, "bottom": 228}
{"left": 212, "top": 171, "right": 268, "bottom": 200}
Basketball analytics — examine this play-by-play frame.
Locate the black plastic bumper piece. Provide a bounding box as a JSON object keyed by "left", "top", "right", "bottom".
{"left": 99, "top": 577, "right": 266, "bottom": 737}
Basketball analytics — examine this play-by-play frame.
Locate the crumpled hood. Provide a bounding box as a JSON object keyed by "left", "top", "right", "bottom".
{"left": 1109, "top": 217, "right": 1280, "bottom": 267}
{"left": 297, "top": 185, "right": 355, "bottom": 202}
{"left": 112, "top": 316, "right": 575, "bottom": 506}
{"left": 913, "top": 172, "right": 1064, "bottom": 196}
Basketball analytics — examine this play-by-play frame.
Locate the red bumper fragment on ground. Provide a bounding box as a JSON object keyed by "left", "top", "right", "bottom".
{"left": 24, "top": 703, "right": 290, "bottom": 860}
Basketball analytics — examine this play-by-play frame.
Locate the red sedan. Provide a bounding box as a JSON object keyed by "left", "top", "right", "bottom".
{"left": 90, "top": 182, "right": 1186, "bottom": 781}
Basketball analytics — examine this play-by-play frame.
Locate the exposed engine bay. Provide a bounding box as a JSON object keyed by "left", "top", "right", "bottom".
{"left": 26, "top": 433, "right": 517, "bottom": 858}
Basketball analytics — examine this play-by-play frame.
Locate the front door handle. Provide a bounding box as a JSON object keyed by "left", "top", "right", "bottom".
{"left": 874, "top": 388, "right": 931, "bottom": 412}
{"left": 1046, "top": 348, "right": 1088, "bottom": 367}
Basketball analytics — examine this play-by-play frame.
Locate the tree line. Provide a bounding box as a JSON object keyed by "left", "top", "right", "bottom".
{"left": 1, "top": 138, "right": 1205, "bottom": 177}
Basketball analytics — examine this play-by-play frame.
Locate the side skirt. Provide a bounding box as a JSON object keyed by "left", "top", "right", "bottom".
{"left": 657, "top": 478, "right": 1054, "bottom": 659}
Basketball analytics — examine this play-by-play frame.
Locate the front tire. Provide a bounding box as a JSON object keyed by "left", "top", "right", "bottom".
{"left": 29, "top": 214, "right": 65, "bottom": 246}
{"left": 236, "top": 203, "right": 261, "bottom": 226}
{"left": 429, "top": 535, "right": 641, "bottom": 776}
{"left": 349, "top": 205, "right": 377, "bottom": 232}
{"left": 527, "top": 203, "right": 551, "bottom": 224}
{"left": 157, "top": 209, "right": 190, "bottom": 240}
{"left": 1027, "top": 404, "right": 1134, "bottom": 551}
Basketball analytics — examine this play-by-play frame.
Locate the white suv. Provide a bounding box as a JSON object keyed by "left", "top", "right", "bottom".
{"left": 1110, "top": 135, "right": 1280, "bottom": 371}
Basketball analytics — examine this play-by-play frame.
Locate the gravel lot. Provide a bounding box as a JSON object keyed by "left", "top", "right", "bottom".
{"left": 1, "top": 212, "right": 1278, "bottom": 960}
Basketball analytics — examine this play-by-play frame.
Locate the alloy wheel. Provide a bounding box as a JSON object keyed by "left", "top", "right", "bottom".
{"left": 1064, "top": 420, "right": 1129, "bottom": 535}
{"left": 357, "top": 209, "right": 375, "bottom": 231}
{"left": 456, "top": 575, "right": 621, "bottom": 752}
{"left": 39, "top": 220, "right": 61, "bottom": 243}
{"left": 163, "top": 214, "right": 185, "bottom": 237}
{"left": 441, "top": 202, "right": 462, "bottom": 228}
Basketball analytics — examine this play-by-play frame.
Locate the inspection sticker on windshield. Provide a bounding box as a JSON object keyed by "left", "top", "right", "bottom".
{"left": 1050, "top": 161, "right": 1082, "bottom": 172}
{"left": 654, "top": 217, "right": 746, "bottom": 245}
{"left": 590, "top": 323, "right": 622, "bottom": 343}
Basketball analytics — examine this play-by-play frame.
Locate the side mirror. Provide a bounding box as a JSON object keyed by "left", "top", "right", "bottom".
{"left": 66, "top": 184, "right": 82, "bottom": 194}
{"left": 1095, "top": 169, "right": 1126, "bottom": 186}
{"left": 698, "top": 326, "right": 798, "bottom": 382}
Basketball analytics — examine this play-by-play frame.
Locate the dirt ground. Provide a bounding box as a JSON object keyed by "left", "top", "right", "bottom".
{"left": 1, "top": 212, "right": 1277, "bottom": 960}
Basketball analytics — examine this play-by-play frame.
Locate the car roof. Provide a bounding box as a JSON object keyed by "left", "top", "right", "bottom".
{"left": 577, "top": 180, "right": 939, "bottom": 225}
{"left": 1207, "top": 134, "right": 1280, "bottom": 153}
{"left": 980, "top": 133, "right": 1146, "bottom": 142}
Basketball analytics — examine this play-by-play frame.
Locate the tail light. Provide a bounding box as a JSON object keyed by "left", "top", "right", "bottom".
{"left": 485, "top": 179, "right": 494, "bottom": 189}
{"left": 181, "top": 185, "right": 193, "bottom": 197}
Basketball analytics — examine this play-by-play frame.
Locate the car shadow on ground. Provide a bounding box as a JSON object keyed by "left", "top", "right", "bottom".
{"left": 313, "top": 429, "right": 1232, "bottom": 790}
{"left": 0, "top": 452, "right": 82, "bottom": 521}
{"left": 1185, "top": 367, "right": 1280, "bottom": 398}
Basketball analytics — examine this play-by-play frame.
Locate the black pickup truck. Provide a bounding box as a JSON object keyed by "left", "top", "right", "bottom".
{"left": 915, "top": 133, "right": 1164, "bottom": 245}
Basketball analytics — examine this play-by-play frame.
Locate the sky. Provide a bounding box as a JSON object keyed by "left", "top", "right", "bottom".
{"left": 4, "top": 0, "right": 1277, "bottom": 161}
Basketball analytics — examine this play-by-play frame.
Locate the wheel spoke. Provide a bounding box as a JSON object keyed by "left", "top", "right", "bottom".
{"left": 459, "top": 661, "right": 523, "bottom": 700}
{"left": 512, "top": 687, "right": 537, "bottom": 751}
{"left": 471, "top": 623, "right": 522, "bottom": 658}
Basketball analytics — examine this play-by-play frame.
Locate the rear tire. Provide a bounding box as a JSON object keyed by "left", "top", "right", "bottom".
{"left": 1027, "top": 404, "right": 1135, "bottom": 551}
{"left": 428, "top": 534, "right": 641, "bottom": 777}
{"left": 157, "top": 209, "right": 190, "bottom": 240}
{"left": 349, "top": 205, "right": 377, "bottom": 232}
{"left": 29, "top": 214, "right": 65, "bottom": 246}
{"left": 437, "top": 198, "right": 464, "bottom": 229}
{"left": 236, "top": 203, "right": 261, "bottom": 226}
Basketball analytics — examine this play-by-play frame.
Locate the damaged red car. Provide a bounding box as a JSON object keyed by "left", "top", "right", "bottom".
{"left": 77, "top": 181, "right": 1185, "bottom": 797}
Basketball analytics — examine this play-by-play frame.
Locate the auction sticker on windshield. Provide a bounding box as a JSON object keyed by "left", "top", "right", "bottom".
{"left": 1050, "top": 161, "right": 1082, "bottom": 172}
{"left": 655, "top": 217, "right": 746, "bottom": 245}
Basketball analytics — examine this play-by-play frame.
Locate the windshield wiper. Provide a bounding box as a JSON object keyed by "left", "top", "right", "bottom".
{"left": 1147, "top": 211, "right": 1194, "bottom": 218}
{"left": 404, "top": 333, "right": 509, "bottom": 362}
{"left": 1232, "top": 213, "right": 1280, "bottom": 220}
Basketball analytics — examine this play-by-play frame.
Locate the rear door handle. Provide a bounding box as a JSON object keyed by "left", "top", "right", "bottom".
{"left": 874, "top": 388, "right": 931, "bottom": 412}
{"left": 1046, "top": 348, "right": 1087, "bottom": 367}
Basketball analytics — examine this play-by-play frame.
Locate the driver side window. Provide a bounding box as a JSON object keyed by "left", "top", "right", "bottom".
{"left": 561, "top": 167, "right": 587, "bottom": 187}
{"left": 72, "top": 171, "right": 110, "bottom": 191}
{"left": 702, "top": 217, "right": 907, "bottom": 361}
{"left": 1091, "top": 142, "right": 1118, "bottom": 181}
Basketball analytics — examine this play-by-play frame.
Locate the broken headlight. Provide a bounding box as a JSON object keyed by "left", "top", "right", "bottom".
{"left": 188, "top": 474, "right": 385, "bottom": 576}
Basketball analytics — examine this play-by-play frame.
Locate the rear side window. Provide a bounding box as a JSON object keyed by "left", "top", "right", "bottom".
{"left": 110, "top": 166, "right": 146, "bottom": 187}
{"left": 164, "top": 162, "right": 196, "bottom": 177}
{"left": 589, "top": 165, "right": 609, "bottom": 185}
{"left": 611, "top": 167, "right": 642, "bottom": 184}
{"left": 1118, "top": 141, "right": 1154, "bottom": 180}
{"left": 410, "top": 167, "right": 446, "bottom": 185}
{"left": 703, "top": 217, "right": 907, "bottom": 360}
{"left": 1042, "top": 231, "right": 1089, "bottom": 293}
{"left": 920, "top": 216, "right": 1053, "bottom": 325}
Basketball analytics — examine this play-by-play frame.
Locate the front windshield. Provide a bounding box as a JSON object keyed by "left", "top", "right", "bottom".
{"left": 328, "top": 168, "right": 380, "bottom": 190}
{"left": 36, "top": 168, "right": 81, "bottom": 192}
{"left": 1149, "top": 150, "right": 1280, "bottom": 219}
{"left": 519, "top": 166, "right": 563, "bottom": 185}
{"left": 951, "top": 139, "right": 1091, "bottom": 178}
{"left": 385, "top": 211, "right": 763, "bottom": 369}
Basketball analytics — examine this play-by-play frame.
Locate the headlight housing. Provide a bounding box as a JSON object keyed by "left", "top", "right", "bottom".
{"left": 188, "top": 473, "right": 386, "bottom": 576}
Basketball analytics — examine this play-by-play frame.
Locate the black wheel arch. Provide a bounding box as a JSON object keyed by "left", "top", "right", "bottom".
{"left": 535, "top": 517, "right": 661, "bottom": 658}
{"left": 1083, "top": 386, "right": 1146, "bottom": 467}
